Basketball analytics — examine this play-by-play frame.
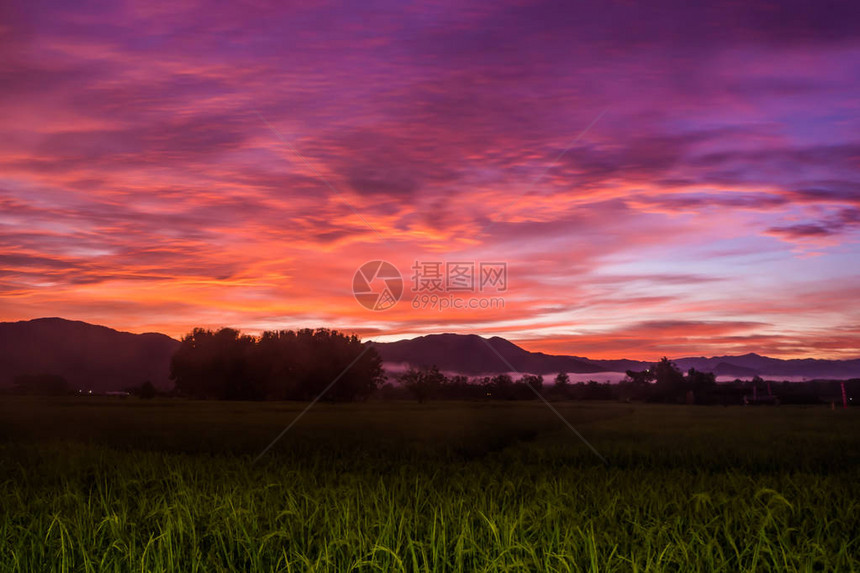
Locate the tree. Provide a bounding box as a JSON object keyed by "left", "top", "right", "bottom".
{"left": 618, "top": 367, "right": 656, "bottom": 402}
{"left": 552, "top": 372, "right": 571, "bottom": 399}
{"left": 329, "top": 336, "right": 385, "bottom": 402}
{"left": 490, "top": 373, "right": 515, "bottom": 399}
{"left": 170, "top": 327, "right": 384, "bottom": 401}
{"left": 685, "top": 368, "right": 716, "bottom": 402}
{"left": 170, "top": 328, "right": 259, "bottom": 400}
{"left": 582, "top": 380, "right": 613, "bottom": 400}
{"left": 527, "top": 374, "right": 544, "bottom": 392}
{"left": 624, "top": 368, "right": 655, "bottom": 386}
{"left": 399, "top": 365, "right": 446, "bottom": 403}
{"left": 288, "top": 329, "right": 384, "bottom": 402}
{"left": 135, "top": 380, "right": 158, "bottom": 399}
{"left": 652, "top": 357, "right": 685, "bottom": 402}
{"left": 516, "top": 374, "right": 544, "bottom": 398}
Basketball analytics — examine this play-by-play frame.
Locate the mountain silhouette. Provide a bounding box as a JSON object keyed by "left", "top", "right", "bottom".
{"left": 2, "top": 319, "right": 859, "bottom": 391}
{"left": 372, "top": 334, "right": 860, "bottom": 379}
{"left": 0, "top": 318, "right": 179, "bottom": 392}
{"left": 370, "top": 333, "right": 603, "bottom": 375}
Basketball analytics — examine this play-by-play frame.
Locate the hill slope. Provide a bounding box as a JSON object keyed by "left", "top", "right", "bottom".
{"left": 0, "top": 318, "right": 179, "bottom": 391}
{"left": 370, "top": 333, "right": 603, "bottom": 375}
{"left": 2, "top": 319, "right": 858, "bottom": 388}
{"left": 373, "top": 334, "right": 860, "bottom": 379}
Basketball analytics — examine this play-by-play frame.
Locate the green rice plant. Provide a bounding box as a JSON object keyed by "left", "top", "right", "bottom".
{"left": 0, "top": 397, "right": 857, "bottom": 571}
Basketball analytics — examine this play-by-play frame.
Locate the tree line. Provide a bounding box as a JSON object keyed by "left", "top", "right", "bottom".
{"left": 169, "top": 327, "right": 384, "bottom": 401}
{"left": 392, "top": 357, "right": 718, "bottom": 403}
{"left": 5, "top": 338, "right": 854, "bottom": 406}
{"left": 389, "top": 358, "right": 854, "bottom": 405}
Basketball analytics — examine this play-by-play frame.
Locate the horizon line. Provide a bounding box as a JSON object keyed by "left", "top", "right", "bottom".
{"left": 5, "top": 316, "right": 859, "bottom": 364}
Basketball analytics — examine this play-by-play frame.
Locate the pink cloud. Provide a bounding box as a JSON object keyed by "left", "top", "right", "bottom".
{"left": 1, "top": 0, "right": 859, "bottom": 358}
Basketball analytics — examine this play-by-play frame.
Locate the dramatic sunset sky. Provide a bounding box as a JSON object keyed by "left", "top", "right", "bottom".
{"left": 1, "top": 0, "right": 858, "bottom": 359}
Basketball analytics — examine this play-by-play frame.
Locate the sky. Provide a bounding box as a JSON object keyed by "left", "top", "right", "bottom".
{"left": 1, "top": 0, "right": 859, "bottom": 360}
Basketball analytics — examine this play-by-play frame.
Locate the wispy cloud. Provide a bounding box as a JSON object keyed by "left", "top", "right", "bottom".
{"left": 1, "top": 0, "right": 859, "bottom": 358}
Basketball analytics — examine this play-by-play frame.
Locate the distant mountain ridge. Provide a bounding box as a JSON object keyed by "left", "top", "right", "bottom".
{"left": 0, "top": 318, "right": 179, "bottom": 392}
{"left": 371, "top": 333, "right": 604, "bottom": 375}
{"left": 1, "top": 319, "right": 859, "bottom": 392}
{"left": 371, "top": 334, "right": 860, "bottom": 380}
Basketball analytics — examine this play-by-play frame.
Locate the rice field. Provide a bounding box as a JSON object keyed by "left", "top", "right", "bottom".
{"left": 0, "top": 397, "right": 858, "bottom": 571}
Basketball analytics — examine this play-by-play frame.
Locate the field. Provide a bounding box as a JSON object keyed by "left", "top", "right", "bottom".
{"left": 0, "top": 397, "right": 858, "bottom": 572}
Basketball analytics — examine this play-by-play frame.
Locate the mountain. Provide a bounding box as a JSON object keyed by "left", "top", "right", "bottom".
{"left": 699, "top": 353, "right": 860, "bottom": 379}
{"left": 2, "top": 319, "right": 859, "bottom": 389}
{"left": 372, "top": 333, "right": 860, "bottom": 379}
{"left": 710, "top": 362, "right": 761, "bottom": 378}
{"left": 0, "top": 318, "right": 180, "bottom": 392}
{"left": 369, "top": 333, "right": 603, "bottom": 375}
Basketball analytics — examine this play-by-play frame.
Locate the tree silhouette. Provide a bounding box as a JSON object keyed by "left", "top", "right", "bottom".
{"left": 399, "top": 365, "right": 446, "bottom": 403}
{"left": 170, "top": 327, "right": 383, "bottom": 401}
{"left": 517, "top": 374, "right": 544, "bottom": 398}
{"left": 490, "top": 373, "right": 514, "bottom": 399}
{"left": 624, "top": 368, "right": 655, "bottom": 386}
{"left": 685, "top": 368, "right": 716, "bottom": 395}
{"left": 134, "top": 380, "right": 158, "bottom": 399}
{"left": 652, "top": 357, "right": 686, "bottom": 402}
{"left": 170, "top": 328, "right": 259, "bottom": 400}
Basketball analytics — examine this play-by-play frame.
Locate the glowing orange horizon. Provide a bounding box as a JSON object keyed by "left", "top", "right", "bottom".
{"left": 2, "top": 2, "right": 859, "bottom": 361}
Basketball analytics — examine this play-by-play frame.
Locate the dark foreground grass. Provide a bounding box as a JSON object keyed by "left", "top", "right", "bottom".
{"left": 0, "top": 398, "right": 858, "bottom": 571}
